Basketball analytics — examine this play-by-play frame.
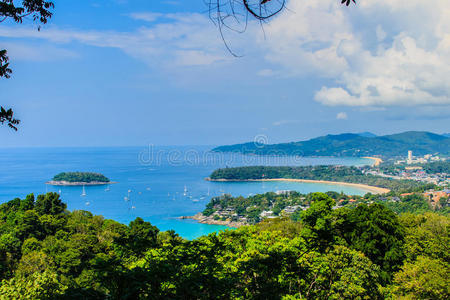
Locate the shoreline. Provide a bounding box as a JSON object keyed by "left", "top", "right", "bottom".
{"left": 46, "top": 181, "right": 116, "bottom": 186}
{"left": 180, "top": 213, "right": 244, "bottom": 228}
{"left": 363, "top": 156, "right": 383, "bottom": 166}
{"left": 207, "top": 178, "right": 390, "bottom": 194}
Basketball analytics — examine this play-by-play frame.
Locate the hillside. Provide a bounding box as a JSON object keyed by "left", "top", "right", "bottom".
{"left": 212, "top": 131, "right": 450, "bottom": 158}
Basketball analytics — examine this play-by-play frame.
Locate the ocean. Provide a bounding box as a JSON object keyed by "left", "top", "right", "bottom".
{"left": 0, "top": 146, "right": 373, "bottom": 239}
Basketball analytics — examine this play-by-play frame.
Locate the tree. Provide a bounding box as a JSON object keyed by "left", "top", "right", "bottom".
{"left": 1, "top": 0, "right": 55, "bottom": 130}
{"left": 35, "top": 192, "right": 66, "bottom": 216}
{"left": 390, "top": 256, "right": 450, "bottom": 299}
{"left": 335, "top": 203, "right": 405, "bottom": 282}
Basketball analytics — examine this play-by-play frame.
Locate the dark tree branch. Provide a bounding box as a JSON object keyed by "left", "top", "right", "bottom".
{"left": 0, "top": 1, "right": 54, "bottom": 130}
{"left": 207, "top": 0, "right": 357, "bottom": 56}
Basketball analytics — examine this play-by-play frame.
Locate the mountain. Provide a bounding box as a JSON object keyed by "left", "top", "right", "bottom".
{"left": 212, "top": 131, "right": 450, "bottom": 158}
{"left": 356, "top": 132, "right": 377, "bottom": 138}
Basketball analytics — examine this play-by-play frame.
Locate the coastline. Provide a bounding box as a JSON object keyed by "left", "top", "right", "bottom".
{"left": 46, "top": 181, "right": 116, "bottom": 186}
{"left": 180, "top": 213, "right": 245, "bottom": 228}
{"left": 207, "top": 178, "right": 390, "bottom": 194}
{"left": 363, "top": 156, "right": 383, "bottom": 166}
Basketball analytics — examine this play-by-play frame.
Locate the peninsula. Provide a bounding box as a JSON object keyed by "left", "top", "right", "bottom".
{"left": 207, "top": 165, "right": 434, "bottom": 193}
{"left": 46, "top": 172, "right": 112, "bottom": 186}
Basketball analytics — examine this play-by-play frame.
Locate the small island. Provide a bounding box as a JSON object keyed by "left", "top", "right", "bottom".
{"left": 46, "top": 172, "right": 112, "bottom": 186}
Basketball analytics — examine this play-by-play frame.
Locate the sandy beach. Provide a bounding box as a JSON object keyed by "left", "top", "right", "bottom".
{"left": 363, "top": 156, "right": 383, "bottom": 166}
{"left": 207, "top": 178, "right": 390, "bottom": 194}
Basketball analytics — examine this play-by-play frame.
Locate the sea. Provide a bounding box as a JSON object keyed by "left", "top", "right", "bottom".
{"left": 0, "top": 146, "right": 374, "bottom": 239}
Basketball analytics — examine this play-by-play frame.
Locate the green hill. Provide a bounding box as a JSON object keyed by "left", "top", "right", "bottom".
{"left": 212, "top": 131, "right": 450, "bottom": 158}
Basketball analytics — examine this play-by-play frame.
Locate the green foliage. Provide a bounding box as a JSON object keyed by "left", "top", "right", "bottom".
{"left": 390, "top": 256, "right": 449, "bottom": 299}
{"left": 382, "top": 194, "right": 431, "bottom": 214}
{"left": 52, "top": 172, "right": 110, "bottom": 183}
{"left": 334, "top": 203, "right": 405, "bottom": 282}
{"left": 0, "top": 192, "right": 448, "bottom": 299}
{"left": 0, "top": 270, "right": 67, "bottom": 299}
{"left": 210, "top": 165, "right": 433, "bottom": 192}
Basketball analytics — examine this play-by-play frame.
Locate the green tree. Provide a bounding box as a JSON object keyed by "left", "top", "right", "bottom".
{"left": 35, "top": 192, "right": 66, "bottom": 215}
{"left": 335, "top": 203, "right": 405, "bottom": 282}
{"left": 390, "top": 256, "right": 449, "bottom": 299}
{"left": 0, "top": 270, "right": 67, "bottom": 299}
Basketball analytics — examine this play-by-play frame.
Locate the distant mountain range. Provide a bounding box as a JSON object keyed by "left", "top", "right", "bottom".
{"left": 212, "top": 131, "right": 450, "bottom": 158}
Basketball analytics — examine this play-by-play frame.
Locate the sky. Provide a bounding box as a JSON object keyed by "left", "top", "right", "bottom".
{"left": 0, "top": 0, "right": 449, "bottom": 147}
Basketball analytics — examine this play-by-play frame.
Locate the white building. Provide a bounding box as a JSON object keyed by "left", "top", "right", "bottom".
{"left": 407, "top": 150, "right": 413, "bottom": 164}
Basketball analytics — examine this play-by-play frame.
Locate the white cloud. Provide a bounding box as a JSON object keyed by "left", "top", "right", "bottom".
{"left": 1, "top": 0, "right": 449, "bottom": 108}
{"left": 260, "top": 0, "right": 450, "bottom": 107}
{"left": 272, "top": 120, "right": 300, "bottom": 126}
{"left": 128, "top": 12, "right": 163, "bottom": 22}
{"left": 0, "top": 13, "right": 229, "bottom": 69}
{"left": 336, "top": 112, "right": 348, "bottom": 120}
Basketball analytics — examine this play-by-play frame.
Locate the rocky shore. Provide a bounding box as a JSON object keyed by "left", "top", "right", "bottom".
{"left": 180, "top": 213, "right": 246, "bottom": 228}
{"left": 46, "top": 181, "right": 115, "bottom": 186}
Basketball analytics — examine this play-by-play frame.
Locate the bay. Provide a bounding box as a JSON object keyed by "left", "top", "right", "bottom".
{"left": 0, "top": 146, "right": 373, "bottom": 239}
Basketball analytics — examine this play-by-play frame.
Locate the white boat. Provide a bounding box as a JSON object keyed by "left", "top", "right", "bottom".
{"left": 85, "top": 201, "right": 90, "bottom": 206}
{"left": 183, "top": 185, "right": 188, "bottom": 196}
{"left": 58, "top": 189, "right": 61, "bottom": 195}
{"left": 105, "top": 185, "right": 110, "bottom": 192}
{"left": 81, "top": 186, "right": 86, "bottom": 197}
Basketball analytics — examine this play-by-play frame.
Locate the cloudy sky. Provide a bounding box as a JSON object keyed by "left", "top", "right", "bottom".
{"left": 1, "top": 0, "right": 449, "bottom": 147}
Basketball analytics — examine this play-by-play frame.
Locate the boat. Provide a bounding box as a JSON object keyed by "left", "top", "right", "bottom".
{"left": 105, "top": 185, "right": 110, "bottom": 192}
{"left": 124, "top": 196, "right": 129, "bottom": 201}
{"left": 81, "top": 185, "right": 86, "bottom": 197}
{"left": 192, "top": 199, "right": 199, "bottom": 202}
{"left": 58, "top": 189, "right": 61, "bottom": 195}
{"left": 85, "top": 201, "right": 90, "bottom": 206}
{"left": 183, "top": 185, "right": 188, "bottom": 196}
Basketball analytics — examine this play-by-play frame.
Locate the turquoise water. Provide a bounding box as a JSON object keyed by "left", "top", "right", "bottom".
{"left": 0, "top": 146, "right": 373, "bottom": 239}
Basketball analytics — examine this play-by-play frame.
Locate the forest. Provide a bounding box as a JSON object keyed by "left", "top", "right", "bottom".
{"left": 0, "top": 192, "right": 448, "bottom": 299}
{"left": 52, "top": 172, "right": 110, "bottom": 183}
{"left": 209, "top": 165, "right": 435, "bottom": 192}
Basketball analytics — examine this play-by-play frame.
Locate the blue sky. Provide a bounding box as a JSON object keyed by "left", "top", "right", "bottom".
{"left": 1, "top": 0, "right": 449, "bottom": 147}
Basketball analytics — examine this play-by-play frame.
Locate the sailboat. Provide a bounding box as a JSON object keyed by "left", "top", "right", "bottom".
{"left": 183, "top": 185, "right": 188, "bottom": 196}
{"left": 105, "top": 185, "right": 110, "bottom": 192}
{"left": 58, "top": 189, "right": 62, "bottom": 195}
{"left": 81, "top": 185, "right": 86, "bottom": 197}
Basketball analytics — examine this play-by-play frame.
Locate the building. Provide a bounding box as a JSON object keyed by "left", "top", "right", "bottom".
{"left": 407, "top": 150, "right": 413, "bottom": 164}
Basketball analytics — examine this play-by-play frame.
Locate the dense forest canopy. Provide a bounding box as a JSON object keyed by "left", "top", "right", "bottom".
{"left": 209, "top": 165, "right": 436, "bottom": 192}
{"left": 213, "top": 131, "right": 450, "bottom": 158}
{"left": 52, "top": 172, "right": 110, "bottom": 183}
{"left": 0, "top": 192, "right": 448, "bottom": 299}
